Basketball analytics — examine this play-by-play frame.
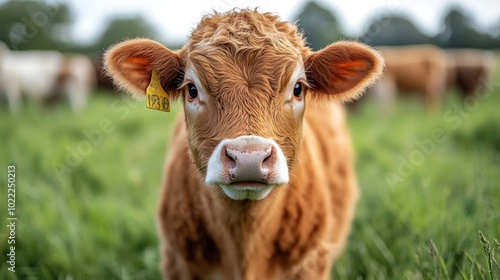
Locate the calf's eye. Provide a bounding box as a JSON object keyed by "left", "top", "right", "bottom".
{"left": 187, "top": 83, "right": 198, "bottom": 99}
{"left": 293, "top": 82, "right": 303, "bottom": 98}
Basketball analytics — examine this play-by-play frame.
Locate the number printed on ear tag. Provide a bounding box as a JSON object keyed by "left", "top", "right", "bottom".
{"left": 146, "top": 71, "right": 170, "bottom": 112}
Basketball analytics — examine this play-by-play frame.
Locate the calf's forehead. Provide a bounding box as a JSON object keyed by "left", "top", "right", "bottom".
{"left": 182, "top": 11, "right": 308, "bottom": 94}
{"left": 187, "top": 11, "right": 307, "bottom": 52}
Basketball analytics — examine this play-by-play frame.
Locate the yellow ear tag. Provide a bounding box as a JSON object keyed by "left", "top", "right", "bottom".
{"left": 146, "top": 71, "right": 170, "bottom": 112}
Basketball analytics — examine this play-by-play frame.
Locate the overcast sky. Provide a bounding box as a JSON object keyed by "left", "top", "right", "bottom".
{"left": 70, "top": 0, "right": 500, "bottom": 44}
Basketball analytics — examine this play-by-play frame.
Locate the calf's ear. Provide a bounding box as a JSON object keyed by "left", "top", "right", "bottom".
{"left": 104, "top": 39, "right": 184, "bottom": 99}
{"left": 305, "top": 41, "right": 384, "bottom": 103}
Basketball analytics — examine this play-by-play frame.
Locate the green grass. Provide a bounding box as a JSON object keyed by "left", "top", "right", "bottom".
{"left": 335, "top": 89, "right": 500, "bottom": 279}
{"left": 0, "top": 93, "right": 179, "bottom": 279}
{"left": 1, "top": 75, "right": 499, "bottom": 279}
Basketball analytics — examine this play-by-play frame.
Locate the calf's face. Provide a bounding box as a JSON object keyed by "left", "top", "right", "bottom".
{"left": 182, "top": 42, "right": 307, "bottom": 200}
{"left": 104, "top": 11, "right": 383, "bottom": 200}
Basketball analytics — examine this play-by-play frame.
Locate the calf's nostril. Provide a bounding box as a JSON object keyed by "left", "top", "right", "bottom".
{"left": 263, "top": 152, "right": 272, "bottom": 163}
{"left": 261, "top": 147, "right": 274, "bottom": 168}
{"left": 223, "top": 148, "right": 237, "bottom": 169}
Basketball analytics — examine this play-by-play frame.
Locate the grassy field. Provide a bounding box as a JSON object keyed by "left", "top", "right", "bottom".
{"left": 1, "top": 73, "right": 499, "bottom": 279}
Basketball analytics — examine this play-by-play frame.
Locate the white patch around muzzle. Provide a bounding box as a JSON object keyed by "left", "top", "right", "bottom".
{"left": 205, "top": 135, "right": 289, "bottom": 200}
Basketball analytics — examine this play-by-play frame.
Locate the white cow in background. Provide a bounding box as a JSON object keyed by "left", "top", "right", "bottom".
{"left": 0, "top": 42, "right": 96, "bottom": 113}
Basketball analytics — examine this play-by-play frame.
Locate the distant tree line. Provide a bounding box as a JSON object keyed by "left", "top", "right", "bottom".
{"left": 295, "top": 1, "right": 500, "bottom": 50}
{"left": 1, "top": 0, "right": 499, "bottom": 54}
{"left": 0, "top": 0, "right": 72, "bottom": 51}
{"left": 0, "top": 0, "right": 173, "bottom": 55}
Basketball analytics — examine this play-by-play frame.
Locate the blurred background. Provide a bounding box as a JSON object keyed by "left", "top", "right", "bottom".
{"left": 0, "top": 0, "right": 499, "bottom": 279}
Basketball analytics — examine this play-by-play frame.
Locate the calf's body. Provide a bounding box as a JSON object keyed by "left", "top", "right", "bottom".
{"left": 104, "top": 10, "right": 383, "bottom": 280}
{"left": 159, "top": 103, "right": 357, "bottom": 279}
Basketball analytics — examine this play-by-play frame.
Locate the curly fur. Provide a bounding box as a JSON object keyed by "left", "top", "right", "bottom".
{"left": 104, "top": 9, "right": 384, "bottom": 280}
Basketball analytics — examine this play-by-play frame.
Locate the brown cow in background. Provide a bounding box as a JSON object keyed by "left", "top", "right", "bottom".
{"left": 93, "top": 57, "right": 116, "bottom": 91}
{"left": 372, "top": 45, "right": 448, "bottom": 110}
{"left": 446, "top": 49, "right": 496, "bottom": 98}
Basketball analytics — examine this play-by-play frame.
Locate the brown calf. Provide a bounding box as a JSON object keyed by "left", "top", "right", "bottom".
{"left": 105, "top": 10, "right": 383, "bottom": 280}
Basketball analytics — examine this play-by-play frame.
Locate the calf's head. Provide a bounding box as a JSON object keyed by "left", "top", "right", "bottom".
{"left": 104, "top": 10, "right": 383, "bottom": 200}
